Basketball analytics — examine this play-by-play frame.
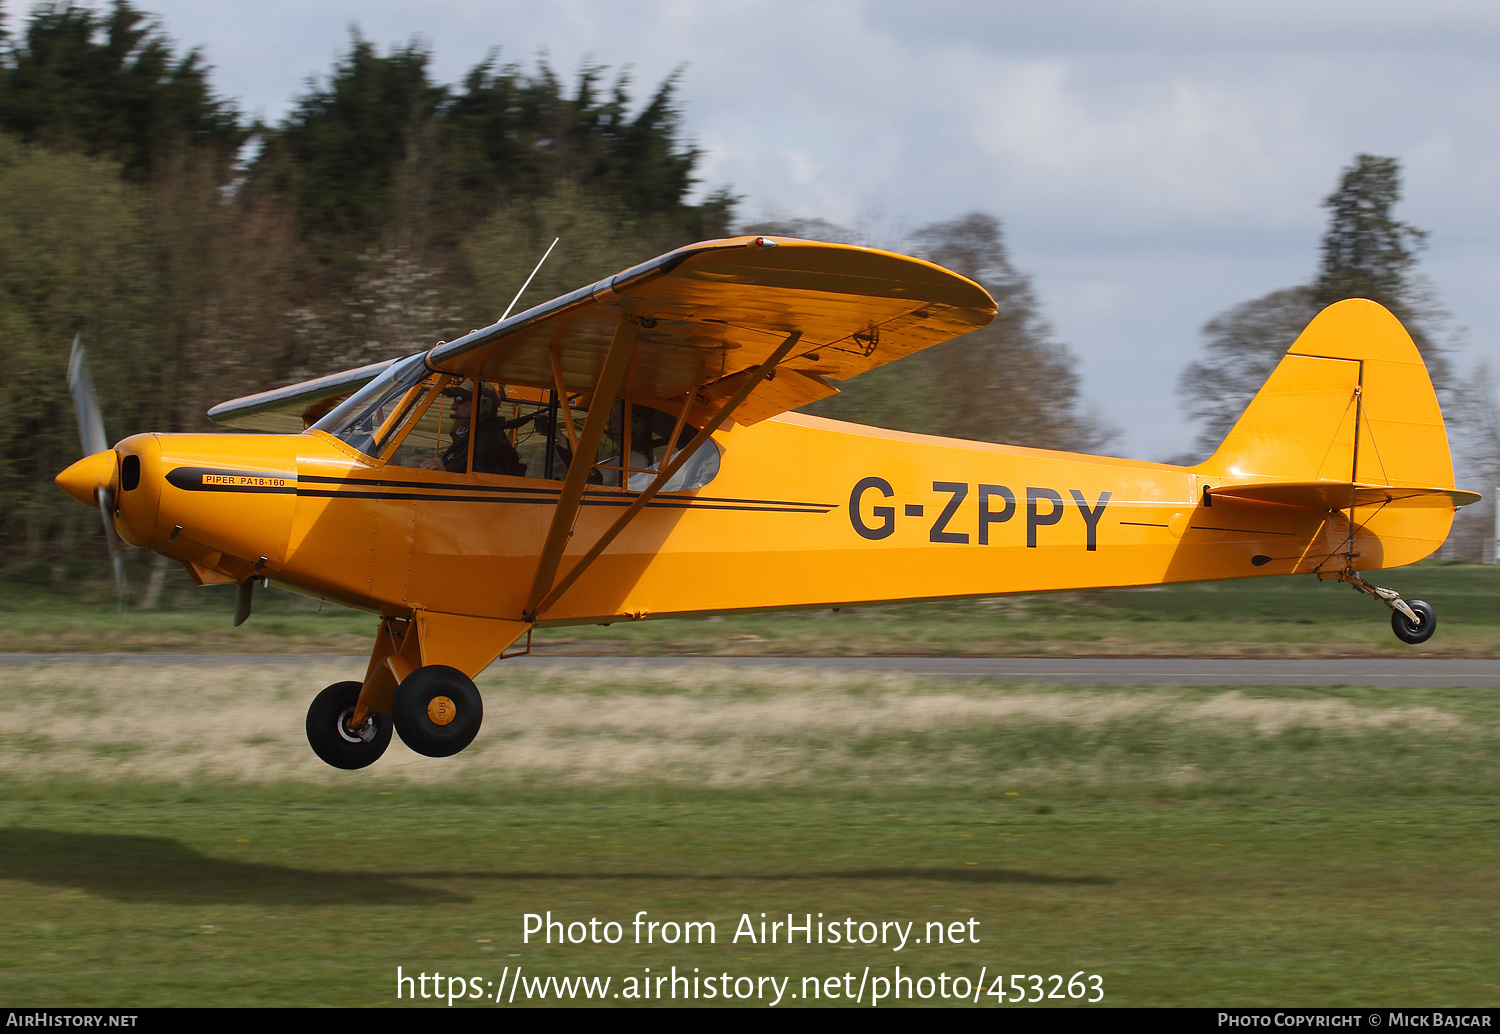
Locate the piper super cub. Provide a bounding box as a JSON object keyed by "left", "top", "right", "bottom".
{"left": 54, "top": 236, "right": 1477, "bottom": 769}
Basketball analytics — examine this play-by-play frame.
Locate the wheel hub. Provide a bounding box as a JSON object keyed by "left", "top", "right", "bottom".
{"left": 427, "top": 696, "right": 457, "bottom": 726}
{"left": 337, "top": 708, "right": 378, "bottom": 743}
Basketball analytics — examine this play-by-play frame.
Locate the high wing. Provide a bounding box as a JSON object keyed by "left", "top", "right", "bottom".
{"left": 438, "top": 235, "right": 996, "bottom": 424}
{"left": 210, "top": 235, "right": 996, "bottom": 431}
{"left": 208, "top": 359, "right": 396, "bottom": 432}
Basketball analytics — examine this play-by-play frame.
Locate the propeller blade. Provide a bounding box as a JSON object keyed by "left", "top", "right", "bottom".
{"left": 67, "top": 334, "right": 108, "bottom": 458}
{"left": 69, "top": 337, "right": 126, "bottom": 609}
{"left": 96, "top": 484, "right": 126, "bottom": 611}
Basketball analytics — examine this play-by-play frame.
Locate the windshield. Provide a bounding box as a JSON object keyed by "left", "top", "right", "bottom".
{"left": 310, "top": 355, "right": 429, "bottom": 456}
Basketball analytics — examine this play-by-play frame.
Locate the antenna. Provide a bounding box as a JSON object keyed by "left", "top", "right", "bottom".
{"left": 501, "top": 237, "right": 560, "bottom": 322}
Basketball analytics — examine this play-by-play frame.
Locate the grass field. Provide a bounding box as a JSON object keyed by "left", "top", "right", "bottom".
{"left": 5, "top": 559, "right": 1500, "bottom": 657}
{"left": 1, "top": 659, "right": 1497, "bottom": 1007}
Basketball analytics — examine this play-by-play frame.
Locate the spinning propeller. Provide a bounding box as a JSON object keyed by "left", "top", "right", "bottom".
{"left": 64, "top": 335, "right": 126, "bottom": 608}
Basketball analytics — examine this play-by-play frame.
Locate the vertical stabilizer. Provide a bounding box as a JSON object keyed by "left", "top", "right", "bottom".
{"left": 1203, "top": 298, "right": 1453, "bottom": 490}
{"left": 1199, "top": 298, "right": 1463, "bottom": 569}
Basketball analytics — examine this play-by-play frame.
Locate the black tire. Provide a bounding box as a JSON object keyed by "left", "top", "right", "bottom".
{"left": 392, "top": 665, "right": 483, "bottom": 758}
{"left": 306, "top": 681, "right": 392, "bottom": 769}
{"left": 1391, "top": 599, "right": 1436, "bottom": 645}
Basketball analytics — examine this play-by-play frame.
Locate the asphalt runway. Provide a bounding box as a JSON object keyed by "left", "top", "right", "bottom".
{"left": 2, "top": 653, "right": 1497, "bottom": 687}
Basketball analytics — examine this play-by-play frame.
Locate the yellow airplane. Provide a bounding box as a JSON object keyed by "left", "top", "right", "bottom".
{"left": 55, "top": 235, "right": 1476, "bottom": 770}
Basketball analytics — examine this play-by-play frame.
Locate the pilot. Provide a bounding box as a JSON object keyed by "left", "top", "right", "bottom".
{"left": 421, "top": 383, "right": 526, "bottom": 476}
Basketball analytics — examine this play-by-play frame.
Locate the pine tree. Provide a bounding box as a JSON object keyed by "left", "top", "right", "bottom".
{"left": 253, "top": 35, "right": 443, "bottom": 253}
{"left": 1313, "top": 154, "right": 1427, "bottom": 313}
{"left": 0, "top": 1, "right": 245, "bottom": 179}
{"left": 252, "top": 38, "right": 733, "bottom": 265}
{"left": 1178, "top": 154, "right": 1447, "bottom": 460}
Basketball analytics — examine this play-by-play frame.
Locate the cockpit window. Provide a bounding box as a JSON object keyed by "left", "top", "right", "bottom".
{"left": 380, "top": 379, "right": 448, "bottom": 465}
{"left": 314, "top": 364, "right": 720, "bottom": 490}
{"left": 311, "top": 355, "right": 429, "bottom": 456}
{"left": 587, "top": 400, "right": 721, "bottom": 491}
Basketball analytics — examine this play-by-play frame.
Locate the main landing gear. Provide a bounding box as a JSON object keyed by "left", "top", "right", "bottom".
{"left": 305, "top": 666, "right": 484, "bottom": 769}
{"left": 306, "top": 681, "right": 393, "bottom": 770}
{"left": 390, "top": 665, "right": 484, "bottom": 758}
{"left": 1323, "top": 568, "right": 1437, "bottom": 645}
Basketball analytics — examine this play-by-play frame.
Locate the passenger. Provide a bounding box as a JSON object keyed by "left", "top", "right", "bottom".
{"left": 593, "top": 406, "right": 654, "bottom": 487}
{"left": 421, "top": 383, "right": 526, "bottom": 476}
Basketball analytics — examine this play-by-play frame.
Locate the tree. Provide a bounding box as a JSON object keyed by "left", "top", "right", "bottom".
{"left": 0, "top": 5, "right": 297, "bottom": 575}
{"left": 1176, "top": 286, "right": 1317, "bottom": 458}
{"left": 1313, "top": 153, "right": 1449, "bottom": 380}
{"left": 1178, "top": 154, "right": 1447, "bottom": 460}
{"left": 0, "top": 135, "right": 161, "bottom": 556}
{"left": 1442, "top": 365, "right": 1500, "bottom": 560}
{"left": 148, "top": 146, "right": 304, "bottom": 431}
{"left": 443, "top": 59, "right": 731, "bottom": 236}
{"left": 0, "top": 11, "right": 740, "bottom": 576}
{"left": 1313, "top": 155, "right": 1427, "bottom": 315}
{"left": 748, "top": 213, "right": 1114, "bottom": 452}
{"left": 907, "top": 213, "right": 1114, "bottom": 453}
{"left": 252, "top": 39, "right": 733, "bottom": 268}
{"left": 0, "top": 3, "right": 290, "bottom": 428}
{"left": 0, "top": 1, "right": 245, "bottom": 180}
{"left": 249, "top": 37, "right": 736, "bottom": 373}
{"left": 462, "top": 183, "right": 675, "bottom": 327}
{"left": 252, "top": 34, "right": 443, "bottom": 258}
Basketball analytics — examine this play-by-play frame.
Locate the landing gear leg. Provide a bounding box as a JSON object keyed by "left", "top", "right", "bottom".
{"left": 1323, "top": 568, "right": 1436, "bottom": 645}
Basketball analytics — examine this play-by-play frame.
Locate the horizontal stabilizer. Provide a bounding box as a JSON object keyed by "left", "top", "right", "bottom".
{"left": 1210, "top": 481, "right": 1481, "bottom": 510}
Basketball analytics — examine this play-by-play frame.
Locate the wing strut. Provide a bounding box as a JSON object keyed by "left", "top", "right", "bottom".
{"left": 524, "top": 317, "right": 642, "bottom": 618}
{"left": 524, "top": 330, "right": 802, "bottom": 622}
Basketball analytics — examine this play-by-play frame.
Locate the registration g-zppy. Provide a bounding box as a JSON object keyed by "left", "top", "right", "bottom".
{"left": 55, "top": 236, "right": 1477, "bottom": 769}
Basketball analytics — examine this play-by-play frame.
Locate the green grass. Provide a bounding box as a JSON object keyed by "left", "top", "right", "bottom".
{"left": 3, "top": 559, "right": 1498, "bottom": 656}
{"left": 4, "top": 789, "right": 1496, "bottom": 1007}
{"left": 1, "top": 661, "right": 1497, "bottom": 1006}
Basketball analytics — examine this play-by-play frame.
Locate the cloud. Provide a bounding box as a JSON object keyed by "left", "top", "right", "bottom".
{"left": 85, "top": 0, "right": 1500, "bottom": 455}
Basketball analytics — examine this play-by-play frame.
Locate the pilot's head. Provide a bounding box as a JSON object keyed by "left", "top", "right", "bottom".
{"left": 442, "top": 382, "right": 501, "bottom": 422}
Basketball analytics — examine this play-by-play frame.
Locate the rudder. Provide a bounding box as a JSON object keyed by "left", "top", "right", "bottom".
{"left": 1198, "top": 298, "right": 1465, "bottom": 569}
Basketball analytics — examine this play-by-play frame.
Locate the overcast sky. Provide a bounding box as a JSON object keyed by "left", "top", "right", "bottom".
{"left": 33, "top": 0, "right": 1500, "bottom": 460}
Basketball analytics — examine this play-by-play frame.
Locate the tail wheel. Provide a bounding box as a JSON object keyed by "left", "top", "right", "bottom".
{"left": 306, "top": 680, "right": 392, "bottom": 769}
{"left": 393, "top": 665, "right": 484, "bottom": 758}
{"left": 1391, "top": 599, "right": 1437, "bottom": 645}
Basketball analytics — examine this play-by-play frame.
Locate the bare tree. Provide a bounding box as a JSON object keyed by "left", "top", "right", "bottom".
{"left": 747, "top": 212, "right": 1115, "bottom": 453}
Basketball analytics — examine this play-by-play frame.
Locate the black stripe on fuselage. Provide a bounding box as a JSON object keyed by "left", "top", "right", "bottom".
{"left": 294, "top": 488, "right": 828, "bottom": 514}
{"left": 166, "top": 467, "right": 834, "bottom": 513}
{"left": 295, "top": 472, "right": 832, "bottom": 509}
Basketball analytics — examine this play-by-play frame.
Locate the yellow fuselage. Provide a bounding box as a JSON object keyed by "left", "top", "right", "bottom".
{"left": 104, "top": 410, "right": 1434, "bottom": 644}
